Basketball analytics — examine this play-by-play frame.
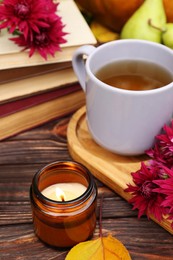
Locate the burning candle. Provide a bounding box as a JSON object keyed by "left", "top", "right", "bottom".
{"left": 42, "top": 183, "right": 87, "bottom": 201}
{"left": 30, "top": 161, "right": 97, "bottom": 248}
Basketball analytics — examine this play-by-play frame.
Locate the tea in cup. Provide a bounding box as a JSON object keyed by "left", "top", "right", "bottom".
{"left": 72, "top": 39, "right": 173, "bottom": 155}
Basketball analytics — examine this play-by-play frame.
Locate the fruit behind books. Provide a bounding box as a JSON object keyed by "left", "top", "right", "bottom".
{"left": 75, "top": 0, "right": 144, "bottom": 32}
{"left": 90, "top": 21, "right": 119, "bottom": 43}
{"left": 120, "top": 0, "right": 166, "bottom": 43}
{"left": 163, "top": 0, "right": 173, "bottom": 23}
{"left": 162, "top": 23, "right": 173, "bottom": 49}
{"left": 75, "top": 0, "right": 173, "bottom": 33}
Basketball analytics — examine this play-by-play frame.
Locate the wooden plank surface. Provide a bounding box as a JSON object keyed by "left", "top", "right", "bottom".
{"left": 0, "top": 114, "right": 173, "bottom": 259}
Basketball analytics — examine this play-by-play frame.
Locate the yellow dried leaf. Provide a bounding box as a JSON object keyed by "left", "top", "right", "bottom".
{"left": 65, "top": 234, "right": 131, "bottom": 260}
{"left": 90, "top": 20, "right": 119, "bottom": 43}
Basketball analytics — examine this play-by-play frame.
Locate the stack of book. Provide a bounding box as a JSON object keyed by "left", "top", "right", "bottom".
{"left": 0, "top": 0, "right": 96, "bottom": 140}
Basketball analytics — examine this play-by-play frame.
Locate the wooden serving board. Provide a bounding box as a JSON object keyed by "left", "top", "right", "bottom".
{"left": 67, "top": 106, "right": 173, "bottom": 235}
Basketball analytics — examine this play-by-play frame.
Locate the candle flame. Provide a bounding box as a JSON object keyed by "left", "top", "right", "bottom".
{"left": 56, "top": 187, "right": 66, "bottom": 201}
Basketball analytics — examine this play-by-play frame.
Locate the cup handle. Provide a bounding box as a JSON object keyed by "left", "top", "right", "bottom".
{"left": 72, "top": 45, "right": 96, "bottom": 91}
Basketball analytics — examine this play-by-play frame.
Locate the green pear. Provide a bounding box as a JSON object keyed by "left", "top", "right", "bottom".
{"left": 162, "top": 23, "right": 173, "bottom": 49}
{"left": 120, "top": 0, "right": 166, "bottom": 43}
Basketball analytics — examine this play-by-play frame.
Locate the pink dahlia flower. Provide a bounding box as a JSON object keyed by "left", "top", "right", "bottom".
{"left": 146, "top": 121, "right": 173, "bottom": 168}
{"left": 11, "top": 15, "right": 67, "bottom": 59}
{"left": 125, "top": 162, "right": 168, "bottom": 222}
{"left": 154, "top": 166, "right": 173, "bottom": 212}
{"left": 0, "top": 0, "right": 59, "bottom": 39}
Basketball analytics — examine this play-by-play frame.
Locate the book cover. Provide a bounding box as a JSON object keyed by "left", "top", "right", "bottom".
{"left": 0, "top": 0, "right": 97, "bottom": 70}
{"left": 0, "top": 83, "right": 81, "bottom": 118}
{"left": 0, "top": 90, "right": 85, "bottom": 140}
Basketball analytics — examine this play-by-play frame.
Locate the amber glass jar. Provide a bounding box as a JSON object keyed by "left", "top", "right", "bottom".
{"left": 30, "top": 161, "right": 97, "bottom": 248}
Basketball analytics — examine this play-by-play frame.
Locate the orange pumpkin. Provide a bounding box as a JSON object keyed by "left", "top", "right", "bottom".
{"left": 163, "top": 0, "right": 173, "bottom": 23}
{"left": 75, "top": 0, "right": 173, "bottom": 32}
{"left": 75, "top": 0, "right": 144, "bottom": 32}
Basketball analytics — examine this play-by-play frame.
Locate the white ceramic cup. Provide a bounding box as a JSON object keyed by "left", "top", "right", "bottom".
{"left": 72, "top": 39, "right": 173, "bottom": 155}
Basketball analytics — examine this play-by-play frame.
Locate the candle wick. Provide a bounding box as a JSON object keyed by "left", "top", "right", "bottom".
{"left": 60, "top": 195, "right": 65, "bottom": 202}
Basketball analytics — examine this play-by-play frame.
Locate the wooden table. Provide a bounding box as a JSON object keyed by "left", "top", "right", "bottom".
{"left": 0, "top": 113, "right": 173, "bottom": 260}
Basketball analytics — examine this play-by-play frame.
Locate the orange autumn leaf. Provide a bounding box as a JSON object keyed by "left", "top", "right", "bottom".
{"left": 65, "top": 234, "right": 131, "bottom": 260}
